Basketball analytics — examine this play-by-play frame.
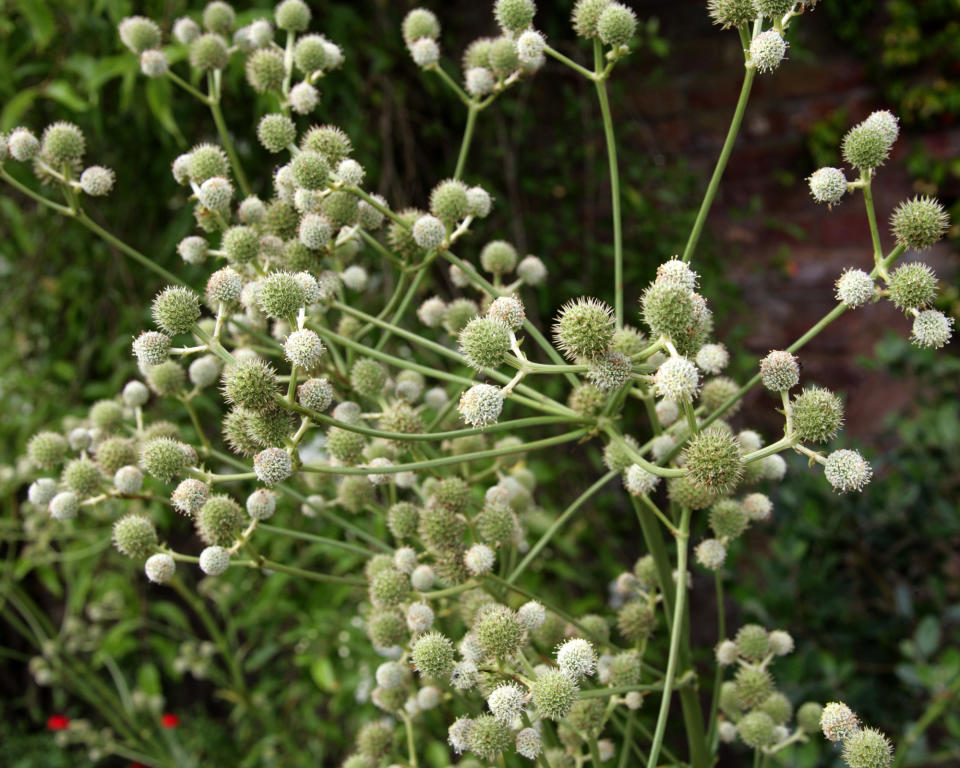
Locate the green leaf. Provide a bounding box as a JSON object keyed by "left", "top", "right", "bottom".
{"left": 0, "top": 87, "right": 38, "bottom": 131}
{"left": 136, "top": 662, "right": 162, "bottom": 696}
{"left": 310, "top": 656, "right": 337, "bottom": 692}
{"left": 915, "top": 615, "right": 941, "bottom": 658}
{"left": 15, "top": 0, "right": 55, "bottom": 50}
{"left": 43, "top": 80, "right": 89, "bottom": 113}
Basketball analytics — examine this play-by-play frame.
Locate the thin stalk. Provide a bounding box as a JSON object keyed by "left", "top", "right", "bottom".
{"left": 256, "top": 524, "right": 371, "bottom": 557}
{"left": 860, "top": 172, "right": 888, "bottom": 279}
{"left": 300, "top": 429, "right": 589, "bottom": 475}
{"left": 508, "top": 469, "right": 617, "bottom": 583}
{"left": 681, "top": 66, "right": 756, "bottom": 263}
{"left": 429, "top": 63, "right": 472, "bottom": 106}
{"left": 543, "top": 44, "right": 598, "bottom": 81}
{"left": 375, "top": 257, "right": 434, "bottom": 350}
{"left": 646, "top": 506, "right": 692, "bottom": 768}
{"left": 166, "top": 70, "right": 211, "bottom": 103}
{"left": 236, "top": 557, "right": 367, "bottom": 586}
{"left": 207, "top": 73, "right": 251, "bottom": 196}
{"left": 706, "top": 572, "right": 726, "bottom": 753}
{"left": 455, "top": 103, "right": 480, "bottom": 180}
{"left": 593, "top": 39, "right": 624, "bottom": 325}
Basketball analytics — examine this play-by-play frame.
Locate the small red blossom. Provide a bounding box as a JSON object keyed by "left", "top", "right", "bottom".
{"left": 160, "top": 713, "right": 180, "bottom": 729}
{"left": 47, "top": 714, "right": 70, "bottom": 731}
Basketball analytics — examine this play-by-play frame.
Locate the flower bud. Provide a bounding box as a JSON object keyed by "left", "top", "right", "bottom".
{"left": 189, "top": 33, "right": 229, "bottom": 71}
{"left": 911, "top": 309, "right": 954, "bottom": 349}
{"left": 173, "top": 17, "right": 201, "bottom": 44}
{"left": 112, "top": 514, "right": 158, "bottom": 559}
{"left": 199, "top": 545, "right": 230, "bottom": 575}
{"left": 412, "top": 214, "right": 445, "bottom": 249}
{"left": 809, "top": 166, "right": 848, "bottom": 205}
{"left": 140, "top": 49, "right": 168, "bottom": 77}
{"left": 750, "top": 29, "right": 787, "bottom": 73}
{"left": 797, "top": 701, "right": 824, "bottom": 733}
{"left": 49, "top": 491, "right": 79, "bottom": 520}
{"left": 430, "top": 179, "right": 470, "bottom": 223}
{"left": 573, "top": 0, "right": 613, "bottom": 37}
{"left": 459, "top": 317, "right": 511, "bottom": 369}
{"left": 553, "top": 297, "right": 614, "bottom": 361}
{"left": 824, "top": 448, "right": 872, "bottom": 493}
{"left": 598, "top": 3, "right": 637, "bottom": 47}
{"left": 411, "top": 631, "right": 454, "bottom": 679}
{"left": 145, "top": 553, "right": 175, "bottom": 584}
{"left": 738, "top": 710, "right": 776, "bottom": 748}
{"left": 889, "top": 262, "right": 937, "bottom": 310}
{"left": 275, "top": 0, "right": 310, "bottom": 31}
{"left": 842, "top": 121, "right": 891, "bottom": 171}
{"left": 257, "top": 113, "right": 296, "bottom": 153}
{"left": 119, "top": 16, "right": 162, "bottom": 54}
{"left": 402, "top": 8, "right": 440, "bottom": 46}
{"left": 695, "top": 538, "right": 726, "bottom": 570}
{"left": 113, "top": 464, "right": 144, "bottom": 495}
{"left": 79, "top": 166, "right": 116, "bottom": 196}
{"left": 791, "top": 385, "right": 844, "bottom": 443}
{"left": 517, "top": 254, "right": 547, "bottom": 285}
{"left": 8, "top": 127, "right": 40, "bottom": 161}
{"left": 890, "top": 196, "right": 949, "bottom": 251}
{"left": 707, "top": 0, "right": 756, "bottom": 28}
{"left": 709, "top": 499, "right": 748, "bottom": 540}
{"left": 202, "top": 2, "right": 235, "bottom": 35}
{"left": 531, "top": 668, "right": 577, "bottom": 720}
{"left": 172, "top": 478, "right": 210, "bottom": 516}
{"left": 465, "top": 67, "right": 495, "bottom": 97}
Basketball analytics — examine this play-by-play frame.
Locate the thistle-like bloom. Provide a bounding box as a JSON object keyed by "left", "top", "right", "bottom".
{"left": 824, "top": 449, "right": 873, "bottom": 493}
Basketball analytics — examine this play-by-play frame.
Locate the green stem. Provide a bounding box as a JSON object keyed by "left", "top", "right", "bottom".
{"left": 681, "top": 66, "right": 756, "bottom": 263}
{"left": 300, "top": 429, "right": 589, "bottom": 475}
{"left": 166, "top": 70, "right": 211, "bottom": 104}
{"left": 375, "top": 256, "right": 435, "bottom": 350}
{"left": 646, "top": 506, "right": 692, "bottom": 768}
{"left": 236, "top": 557, "right": 367, "bottom": 585}
{"left": 508, "top": 469, "right": 617, "bottom": 583}
{"left": 207, "top": 74, "right": 251, "bottom": 197}
{"left": 455, "top": 103, "right": 480, "bottom": 180}
{"left": 706, "top": 572, "right": 726, "bottom": 753}
{"left": 429, "top": 63, "right": 472, "bottom": 106}
{"left": 593, "top": 39, "right": 624, "bottom": 326}
{"left": 543, "top": 44, "right": 598, "bottom": 81}
{"left": 860, "top": 172, "right": 887, "bottom": 279}
{"left": 256, "top": 523, "right": 371, "bottom": 556}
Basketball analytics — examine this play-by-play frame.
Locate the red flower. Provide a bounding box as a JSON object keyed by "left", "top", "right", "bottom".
{"left": 47, "top": 714, "right": 70, "bottom": 731}
{"left": 160, "top": 713, "right": 180, "bottom": 729}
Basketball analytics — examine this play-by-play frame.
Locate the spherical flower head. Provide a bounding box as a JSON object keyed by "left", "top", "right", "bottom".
{"left": 484, "top": 296, "right": 524, "bottom": 333}
{"left": 515, "top": 601, "right": 546, "bottom": 632}
{"left": 140, "top": 437, "right": 191, "bottom": 482}
{"left": 890, "top": 196, "right": 949, "bottom": 251}
{"left": 736, "top": 624, "right": 770, "bottom": 661}
{"left": 465, "top": 544, "right": 496, "bottom": 576}
{"left": 701, "top": 376, "right": 741, "bottom": 415}
{"left": 763, "top": 629, "right": 794, "bottom": 658}
{"left": 459, "top": 317, "right": 511, "bottom": 370}
{"left": 406, "top": 601, "right": 435, "bottom": 632}
{"left": 821, "top": 701, "right": 859, "bottom": 742}
{"left": 408, "top": 36, "right": 440, "bottom": 68}
{"left": 112, "top": 514, "right": 158, "bottom": 559}
{"left": 222, "top": 359, "right": 279, "bottom": 413}
{"left": 624, "top": 463, "right": 660, "bottom": 497}
{"left": 27, "top": 431, "right": 69, "bottom": 468}
{"left": 742, "top": 492, "right": 773, "bottom": 521}
{"left": 797, "top": 701, "right": 824, "bottom": 733}
{"left": 410, "top": 563, "right": 435, "bottom": 591}
{"left": 289, "top": 150, "right": 330, "bottom": 191}
{"left": 412, "top": 214, "right": 446, "bottom": 250}
{"left": 480, "top": 240, "right": 519, "bottom": 276}
{"left": 791, "top": 385, "right": 844, "bottom": 443}
{"left": 598, "top": 3, "right": 637, "bottom": 46}
{"left": 488, "top": 35, "right": 520, "bottom": 74}
{"left": 345, "top": 359, "right": 384, "bottom": 400}
{"left": 553, "top": 297, "right": 614, "bottom": 361}
{"left": 429, "top": 178, "right": 469, "bottom": 224}
{"left": 197, "top": 176, "right": 233, "bottom": 213}
{"left": 411, "top": 631, "right": 454, "bottom": 680}
{"left": 288, "top": 81, "right": 320, "bottom": 114}
{"left": 339, "top": 264, "right": 367, "bottom": 293}
{"left": 556, "top": 637, "right": 597, "bottom": 679}
{"left": 257, "top": 113, "right": 296, "bottom": 153}
{"left": 244, "top": 488, "right": 276, "bottom": 521}
{"left": 402, "top": 8, "right": 440, "bottom": 46}
{"left": 641, "top": 280, "right": 697, "bottom": 341}
{"left": 206, "top": 267, "right": 243, "bottom": 305}
{"left": 586, "top": 350, "right": 631, "bottom": 391}
{"left": 253, "top": 447, "right": 292, "bottom": 486}
{"left": 889, "top": 262, "right": 937, "bottom": 311}
{"left": 516, "top": 29, "right": 546, "bottom": 65}
{"left": 465, "top": 66, "right": 496, "bottom": 97}
{"left": 756, "top": 349, "right": 799, "bottom": 393}
{"left": 695, "top": 343, "right": 729, "bottom": 375}
{"left": 140, "top": 48, "right": 168, "bottom": 77}
{"left": 911, "top": 309, "right": 954, "bottom": 350}
{"left": 707, "top": 0, "right": 756, "bottom": 28}
{"left": 835, "top": 268, "right": 875, "bottom": 307}
{"left": 734, "top": 665, "right": 774, "bottom": 709}
{"left": 275, "top": 0, "right": 310, "bottom": 31}
{"left": 684, "top": 427, "right": 743, "bottom": 492}
{"left": 809, "top": 167, "right": 850, "bottom": 208}
{"left": 715, "top": 639, "right": 738, "bottom": 665}
{"left": 750, "top": 29, "right": 787, "bottom": 73}
{"left": 447, "top": 716, "right": 475, "bottom": 754}
{"left": 79, "top": 165, "right": 116, "bottom": 196}
{"left": 531, "top": 668, "right": 578, "bottom": 720}
{"left": 466, "top": 714, "right": 512, "bottom": 760}
{"left": 654, "top": 355, "right": 700, "bottom": 402}
{"left": 144, "top": 553, "right": 175, "bottom": 584}
{"left": 738, "top": 710, "right": 776, "bottom": 749}
{"left": 283, "top": 329, "right": 325, "bottom": 370}
{"left": 28, "top": 478, "right": 58, "bottom": 506}
{"left": 201, "top": 1, "right": 235, "bottom": 34}
{"left": 199, "top": 545, "right": 230, "bottom": 575}
{"left": 189, "top": 33, "right": 229, "bottom": 70}
{"left": 120, "top": 380, "right": 148, "bottom": 409}
{"left": 572, "top": 0, "right": 612, "bottom": 37}
{"left": 8, "top": 127, "right": 40, "bottom": 161}
{"left": 177, "top": 235, "right": 208, "bottom": 265}
{"left": 295, "top": 378, "right": 332, "bottom": 414}
{"left": 495, "top": 0, "right": 536, "bottom": 33}
{"left": 864, "top": 109, "right": 900, "bottom": 146}
{"left": 843, "top": 121, "right": 891, "bottom": 171}
{"left": 485, "top": 681, "right": 526, "bottom": 727}
{"left": 475, "top": 605, "right": 524, "bottom": 660}
{"left": 119, "top": 16, "right": 162, "bottom": 54}
{"left": 196, "top": 494, "right": 244, "bottom": 545}
{"left": 114, "top": 465, "right": 144, "bottom": 494}
{"left": 517, "top": 254, "right": 547, "bottom": 286}
{"left": 49, "top": 491, "right": 79, "bottom": 520}
{"left": 173, "top": 17, "right": 201, "bottom": 44}
{"left": 515, "top": 726, "right": 541, "bottom": 759}
{"left": 695, "top": 538, "right": 727, "bottom": 570}
{"left": 297, "top": 212, "right": 332, "bottom": 250}
{"left": 259, "top": 271, "right": 306, "bottom": 320}
{"left": 824, "top": 448, "right": 873, "bottom": 493}
{"left": 355, "top": 721, "right": 394, "bottom": 759}
{"left": 172, "top": 478, "right": 210, "bottom": 516}
{"left": 68, "top": 427, "right": 91, "bottom": 452}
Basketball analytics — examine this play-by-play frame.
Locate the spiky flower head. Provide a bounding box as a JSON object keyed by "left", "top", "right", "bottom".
{"left": 112, "top": 514, "right": 157, "bottom": 559}
{"left": 119, "top": 16, "right": 162, "bottom": 54}
{"left": 199, "top": 545, "right": 230, "bottom": 575}
{"left": 842, "top": 121, "right": 892, "bottom": 171}
{"left": 889, "top": 262, "right": 937, "bottom": 310}
{"left": 172, "top": 478, "right": 210, "bottom": 516}
{"left": 466, "top": 714, "right": 513, "bottom": 760}
{"left": 759, "top": 350, "right": 799, "bottom": 392}
{"left": 196, "top": 494, "right": 244, "bottom": 546}
{"left": 531, "top": 668, "right": 578, "bottom": 720}
{"left": 809, "top": 167, "right": 848, "bottom": 205}
{"left": 257, "top": 113, "right": 296, "bottom": 153}
{"left": 821, "top": 701, "right": 859, "bottom": 742}
{"left": 515, "top": 727, "right": 542, "bottom": 759}
{"left": 245, "top": 488, "right": 276, "bottom": 521}
{"left": 750, "top": 30, "right": 787, "bottom": 73}
{"left": 695, "top": 538, "right": 727, "bottom": 570}
{"left": 411, "top": 631, "right": 454, "bottom": 679}
{"left": 557, "top": 637, "right": 597, "bottom": 679}
{"left": 735, "top": 624, "right": 770, "bottom": 660}
{"left": 836, "top": 268, "right": 876, "bottom": 307}
{"left": 654, "top": 356, "right": 700, "bottom": 402}
{"left": 141, "top": 437, "right": 191, "bottom": 482}
{"left": 797, "top": 701, "right": 824, "bottom": 733}
{"left": 28, "top": 478, "right": 58, "bottom": 506}
{"left": 488, "top": 681, "right": 527, "bottom": 724}
{"left": 283, "top": 329, "right": 325, "bottom": 370}
{"left": 487, "top": 296, "right": 525, "bottom": 331}
{"left": 480, "top": 240, "right": 519, "bottom": 276}
{"left": 708, "top": 0, "right": 757, "bottom": 28}
{"left": 222, "top": 359, "right": 278, "bottom": 413}
{"left": 642, "top": 280, "right": 697, "bottom": 341}
{"left": 259, "top": 271, "right": 306, "bottom": 319}
{"left": 49, "top": 491, "right": 79, "bottom": 520}
{"left": 406, "top": 601, "right": 435, "bottom": 632}
{"left": 791, "top": 386, "right": 844, "bottom": 443}
{"left": 8, "top": 127, "right": 40, "bottom": 161}
{"left": 824, "top": 449, "right": 873, "bottom": 493}
{"left": 275, "top": 0, "right": 310, "bottom": 31}
{"left": 298, "top": 377, "right": 333, "bottom": 412}
{"left": 410, "top": 214, "right": 444, "bottom": 250}
{"left": 152, "top": 286, "right": 200, "bottom": 336}
{"left": 668, "top": 474, "right": 718, "bottom": 510}
{"left": 683, "top": 427, "right": 743, "bottom": 492}
{"left": 696, "top": 343, "right": 729, "bottom": 374}
{"left": 189, "top": 33, "right": 229, "bottom": 70}
{"left": 459, "top": 317, "right": 511, "bottom": 370}
{"left": 518, "top": 254, "right": 547, "bottom": 285}
{"left": 402, "top": 8, "right": 440, "bottom": 46}
{"left": 79, "top": 165, "right": 116, "bottom": 196}
{"left": 465, "top": 544, "right": 496, "bottom": 576}
{"left": 27, "top": 431, "right": 69, "bottom": 468}
{"left": 742, "top": 492, "right": 772, "bottom": 520}
{"left": 715, "top": 639, "right": 739, "bottom": 665}
{"left": 738, "top": 710, "right": 777, "bottom": 748}
{"left": 709, "top": 499, "right": 748, "bottom": 541}
{"left": 553, "top": 298, "right": 614, "bottom": 361}
{"left": 734, "top": 665, "right": 774, "bottom": 708}
{"left": 624, "top": 463, "right": 660, "bottom": 496}
{"left": 572, "top": 0, "right": 612, "bottom": 37}
{"left": 495, "top": 0, "right": 536, "bottom": 33}
{"left": 864, "top": 109, "right": 900, "bottom": 145}
{"left": 598, "top": 3, "right": 637, "bottom": 46}
{"left": 890, "top": 196, "right": 949, "bottom": 251}
{"left": 911, "top": 309, "right": 954, "bottom": 349}
{"left": 144, "top": 553, "right": 175, "bottom": 584}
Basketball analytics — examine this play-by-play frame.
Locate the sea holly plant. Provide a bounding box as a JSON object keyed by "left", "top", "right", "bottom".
{"left": 2, "top": 0, "right": 954, "bottom": 766}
